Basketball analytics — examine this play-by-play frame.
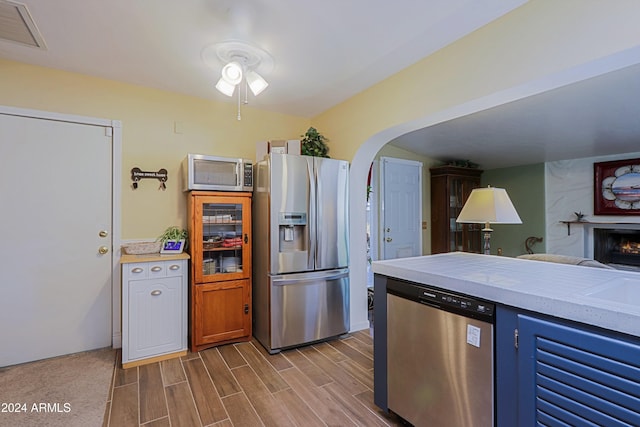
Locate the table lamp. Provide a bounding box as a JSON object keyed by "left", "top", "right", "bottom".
{"left": 456, "top": 186, "right": 522, "bottom": 255}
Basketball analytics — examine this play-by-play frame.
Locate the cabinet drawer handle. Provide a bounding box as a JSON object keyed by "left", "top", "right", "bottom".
{"left": 169, "top": 265, "right": 180, "bottom": 270}
{"left": 131, "top": 267, "right": 144, "bottom": 273}
{"left": 151, "top": 266, "right": 162, "bottom": 272}
{"left": 150, "top": 290, "right": 162, "bottom": 296}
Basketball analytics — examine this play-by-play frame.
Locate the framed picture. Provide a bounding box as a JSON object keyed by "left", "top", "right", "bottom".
{"left": 160, "top": 240, "right": 185, "bottom": 254}
{"left": 594, "top": 158, "right": 640, "bottom": 215}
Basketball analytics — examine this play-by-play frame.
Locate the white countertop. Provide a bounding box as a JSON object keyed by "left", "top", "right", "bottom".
{"left": 120, "top": 252, "right": 190, "bottom": 264}
{"left": 372, "top": 252, "right": 640, "bottom": 338}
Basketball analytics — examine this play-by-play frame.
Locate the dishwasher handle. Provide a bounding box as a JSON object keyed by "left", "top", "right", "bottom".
{"left": 418, "top": 298, "right": 442, "bottom": 310}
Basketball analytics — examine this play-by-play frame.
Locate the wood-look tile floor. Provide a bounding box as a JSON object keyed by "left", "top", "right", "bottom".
{"left": 103, "top": 330, "right": 405, "bottom": 427}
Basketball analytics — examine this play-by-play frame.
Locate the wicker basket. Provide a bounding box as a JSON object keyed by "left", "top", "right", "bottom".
{"left": 122, "top": 241, "right": 162, "bottom": 255}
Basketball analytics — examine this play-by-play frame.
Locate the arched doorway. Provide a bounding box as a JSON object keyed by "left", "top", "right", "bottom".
{"left": 346, "top": 46, "right": 640, "bottom": 333}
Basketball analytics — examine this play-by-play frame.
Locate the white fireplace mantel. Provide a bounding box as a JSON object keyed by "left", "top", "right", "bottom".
{"left": 545, "top": 154, "right": 640, "bottom": 260}
{"left": 573, "top": 221, "right": 640, "bottom": 260}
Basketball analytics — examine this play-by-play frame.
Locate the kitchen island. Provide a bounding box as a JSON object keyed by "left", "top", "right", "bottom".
{"left": 372, "top": 252, "right": 640, "bottom": 426}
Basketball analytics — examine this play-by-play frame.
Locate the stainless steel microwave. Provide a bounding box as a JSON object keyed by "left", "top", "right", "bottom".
{"left": 182, "top": 154, "right": 253, "bottom": 192}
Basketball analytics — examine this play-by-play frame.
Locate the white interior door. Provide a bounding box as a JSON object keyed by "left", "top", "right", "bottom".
{"left": 0, "top": 113, "right": 113, "bottom": 366}
{"left": 380, "top": 157, "right": 422, "bottom": 260}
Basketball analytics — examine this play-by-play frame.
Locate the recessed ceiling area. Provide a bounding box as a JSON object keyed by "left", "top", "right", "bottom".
{"left": 389, "top": 61, "right": 640, "bottom": 170}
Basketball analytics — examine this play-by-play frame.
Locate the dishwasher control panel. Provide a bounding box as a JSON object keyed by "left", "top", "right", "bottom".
{"left": 387, "top": 278, "right": 495, "bottom": 322}
{"left": 419, "top": 288, "right": 494, "bottom": 316}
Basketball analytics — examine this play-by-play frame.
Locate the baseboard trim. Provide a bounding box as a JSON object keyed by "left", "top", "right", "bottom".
{"left": 350, "top": 320, "right": 371, "bottom": 332}
{"left": 112, "top": 332, "right": 122, "bottom": 349}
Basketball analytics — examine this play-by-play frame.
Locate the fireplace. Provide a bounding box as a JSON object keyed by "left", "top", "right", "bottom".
{"left": 594, "top": 228, "right": 640, "bottom": 267}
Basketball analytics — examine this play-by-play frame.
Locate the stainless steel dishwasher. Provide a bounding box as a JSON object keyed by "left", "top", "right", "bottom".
{"left": 387, "top": 278, "right": 495, "bottom": 427}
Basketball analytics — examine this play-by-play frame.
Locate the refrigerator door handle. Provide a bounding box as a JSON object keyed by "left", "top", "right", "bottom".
{"left": 315, "top": 161, "right": 323, "bottom": 268}
{"left": 272, "top": 270, "right": 349, "bottom": 286}
{"left": 307, "top": 158, "right": 316, "bottom": 270}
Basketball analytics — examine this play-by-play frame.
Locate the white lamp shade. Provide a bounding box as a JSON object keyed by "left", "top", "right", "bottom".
{"left": 221, "top": 61, "right": 243, "bottom": 85}
{"left": 215, "top": 77, "right": 236, "bottom": 96}
{"left": 456, "top": 187, "right": 522, "bottom": 224}
{"left": 246, "top": 70, "right": 268, "bottom": 95}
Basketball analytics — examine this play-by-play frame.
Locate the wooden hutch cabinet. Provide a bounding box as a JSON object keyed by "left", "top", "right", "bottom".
{"left": 187, "top": 191, "right": 252, "bottom": 352}
{"left": 430, "top": 166, "right": 483, "bottom": 254}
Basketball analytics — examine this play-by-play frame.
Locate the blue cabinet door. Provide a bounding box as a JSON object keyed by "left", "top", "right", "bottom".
{"left": 518, "top": 315, "right": 640, "bottom": 427}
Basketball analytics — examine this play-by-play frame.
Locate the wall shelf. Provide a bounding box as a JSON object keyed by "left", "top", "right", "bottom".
{"left": 560, "top": 220, "right": 640, "bottom": 236}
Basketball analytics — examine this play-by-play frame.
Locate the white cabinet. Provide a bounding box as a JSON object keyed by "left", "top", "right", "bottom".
{"left": 121, "top": 253, "right": 189, "bottom": 368}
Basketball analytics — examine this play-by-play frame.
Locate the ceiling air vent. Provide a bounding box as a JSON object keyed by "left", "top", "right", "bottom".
{"left": 0, "top": 0, "right": 45, "bottom": 48}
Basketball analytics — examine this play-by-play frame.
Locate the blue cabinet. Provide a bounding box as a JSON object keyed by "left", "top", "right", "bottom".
{"left": 497, "top": 306, "right": 640, "bottom": 426}
{"left": 375, "top": 278, "right": 640, "bottom": 425}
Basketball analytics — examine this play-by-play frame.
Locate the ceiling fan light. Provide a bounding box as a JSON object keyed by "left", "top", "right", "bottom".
{"left": 221, "top": 61, "right": 243, "bottom": 85}
{"left": 246, "top": 70, "right": 268, "bottom": 96}
{"left": 215, "top": 77, "right": 236, "bottom": 96}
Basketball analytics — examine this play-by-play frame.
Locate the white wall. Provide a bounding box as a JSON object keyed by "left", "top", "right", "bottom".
{"left": 545, "top": 151, "right": 640, "bottom": 257}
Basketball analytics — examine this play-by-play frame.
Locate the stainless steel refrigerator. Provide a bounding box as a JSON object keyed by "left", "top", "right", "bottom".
{"left": 253, "top": 153, "right": 349, "bottom": 353}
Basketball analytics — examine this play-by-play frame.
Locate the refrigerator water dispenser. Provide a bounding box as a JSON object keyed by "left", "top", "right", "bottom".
{"left": 278, "top": 212, "right": 309, "bottom": 271}
{"left": 278, "top": 212, "right": 307, "bottom": 250}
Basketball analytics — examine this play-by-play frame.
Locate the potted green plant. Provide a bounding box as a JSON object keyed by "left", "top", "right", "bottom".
{"left": 157, "top": 226, "right": 188, "bottom": 254}
{"left": 301, "top": 127, "right": 330, "bottom": 158}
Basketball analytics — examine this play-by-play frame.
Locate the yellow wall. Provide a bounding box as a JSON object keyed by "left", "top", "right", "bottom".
{"left": 0, "top": 60, "right": 309, "bottom": 238}
{"left": 2, "top": 0, "right": 640, "bottom": 334}
{"left": 2, "top": 1, "right": 640, "bottom": 240}
{"left": 313, "top": 0, "right": 640, "bottom": 162}
{"left": 305, "top": 0, "right": 640, "bottom": 332}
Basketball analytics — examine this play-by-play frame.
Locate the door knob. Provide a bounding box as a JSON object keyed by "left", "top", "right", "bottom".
{"left": 385, "top": 237, "right": 393, "bottom": 242}
{"left": 99, "top": 230, "right": 108, "bottom": 238}
{"left": 98, "top": 246, "right": 109, "bottom": 254}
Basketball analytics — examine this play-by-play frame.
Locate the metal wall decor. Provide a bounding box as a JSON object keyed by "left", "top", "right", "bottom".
{"left": 131, "top": 167, "right": 168, "bottom": 190}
